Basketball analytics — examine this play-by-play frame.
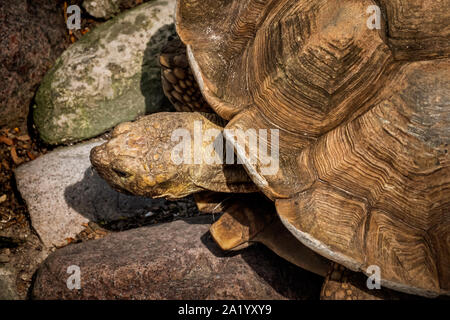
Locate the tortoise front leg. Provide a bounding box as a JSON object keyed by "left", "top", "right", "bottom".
{"left": 209, "top": 193, "right": 330, "bottom": 277}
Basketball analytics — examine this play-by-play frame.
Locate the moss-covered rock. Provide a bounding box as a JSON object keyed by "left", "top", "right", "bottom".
{"left": 83, "top": 0, "right": 154, "bottom": 19}
{"left": 33, "top": 0, "right": 176, "bottom": 145}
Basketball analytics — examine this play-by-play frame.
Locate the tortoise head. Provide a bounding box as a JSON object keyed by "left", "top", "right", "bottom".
{"left": 91, "top": 112, "right": 258, "bottom": 199}
{"left": 90, "top": 117, "right": 185, "bottom": 199}
{"left": 91, "top": 121, "right": 149, "bottom": 196}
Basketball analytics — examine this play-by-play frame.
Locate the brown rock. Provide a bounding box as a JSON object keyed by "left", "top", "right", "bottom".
{"left": 32, "top": 216, "right": 322, "bottom": 299}
{"left": 0, "top": 0, "right": 68, "bottom": 129}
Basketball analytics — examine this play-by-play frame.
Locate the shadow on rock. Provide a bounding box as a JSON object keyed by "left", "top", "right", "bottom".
{"left": 199, "top": 227, "right": 323, "bottom": 300}
{"left": 240, "top": 243, "right": 324, "bottom": 300}
{"left": 64, "top": 166, "right": 202, "bottom": 232}
{"left": 64, "top": 166, "right": 159, "bottom": 223}
{"left": 140, "top": 23, "right": 175, "bottom": 114}
{"left": 199, "top": 228, "right": 323, "bottom": 300}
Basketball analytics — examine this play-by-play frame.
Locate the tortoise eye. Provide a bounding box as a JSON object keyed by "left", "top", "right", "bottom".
{"left": 113, "top": 168, "right": 131, "bottom": 178}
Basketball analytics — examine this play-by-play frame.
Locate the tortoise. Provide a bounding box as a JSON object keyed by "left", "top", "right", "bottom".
{"left": 91, "top": 0, "right": 450, "bottom": 299}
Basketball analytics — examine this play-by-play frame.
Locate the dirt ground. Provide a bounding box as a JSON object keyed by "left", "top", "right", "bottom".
{"left": 0, "top": 126, "right": 50, "bottom": 298}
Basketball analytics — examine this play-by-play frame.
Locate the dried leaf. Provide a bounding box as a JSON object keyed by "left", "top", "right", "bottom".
{"left": 63, "top": 2, "right": 68, "bottom": 22}
{"left": 0, "top": 136, "right": 14, "bottom": 146}
{"left": 0, "top": 194, "right": 7, "bottom": 204}
{"left": 16, "top": 215, "right": 24, "bottom": 224}
{"left": 27, "top": 151, "right": 37, "bottom": 160}
{"left": 1, "top": 160, "right": 9, "bottom": 170}
{"left": 17, "top": 135, "right": 30, "bottom": 141}
{"left": 95, "top": 230, "right": 107, "bottom": 236}
{"left": 10, "top": 147, "right": 22, "bottom": 165}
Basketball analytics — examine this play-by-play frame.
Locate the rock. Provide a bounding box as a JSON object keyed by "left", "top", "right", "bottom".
{"left": 0, "top": 266, "right": 19, "bottom": 300}
{"left": 32, "top": 216, "right": 322, "bottom": 299}
{"left": 14, "top": 140, "right": 161, "bottom": 247}
{"left": 83, "top": 0, "right": 153, "bottom": 19}
{"left": 0, "top": 0, "right": 68, "bottom": 129}
{"left": 0, "top": 255, "right": 10, "bottom": 264}
{"left": 33, "top": 0, "right": 176, "bottom": 145}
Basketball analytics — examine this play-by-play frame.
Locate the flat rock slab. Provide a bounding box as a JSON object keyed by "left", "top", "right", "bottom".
{"left": 15, "top": 140, "right": 160, "bottom": 247}
{"left": 32, "top": 216, "right": 322, "bottom": 299}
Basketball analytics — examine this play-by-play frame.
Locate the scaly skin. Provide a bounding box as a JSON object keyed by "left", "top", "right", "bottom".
{"left": 320, "top": 263, "right": 419, "bottom": 300}
{"left": 90, "top": 112, "right": 257, "bottom": 199}
{"left": 160, "top": 35, "right": 212, "bottom": 113}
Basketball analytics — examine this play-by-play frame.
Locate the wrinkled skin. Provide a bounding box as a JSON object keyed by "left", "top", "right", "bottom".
{"left": 90, "top": 112, "right": 258, "bottom": 199}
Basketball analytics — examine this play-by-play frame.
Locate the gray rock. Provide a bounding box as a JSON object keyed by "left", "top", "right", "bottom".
{"left": 32, "top": 216, "right": 322, "bottom": 299}
{"left": 15, "top": 140, "right": 159, "bottom": 247}
{"left": 83, "top": 0, "right": 154, "bottom": 19}
{"left": 33, "top": 0, "right": 176, "bottom": 145}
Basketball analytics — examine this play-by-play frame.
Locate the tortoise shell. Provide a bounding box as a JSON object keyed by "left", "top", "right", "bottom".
{"left": 175, "top": 0, "right": 450, "bottom": 297}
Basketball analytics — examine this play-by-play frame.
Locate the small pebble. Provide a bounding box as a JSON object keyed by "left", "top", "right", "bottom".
{"left": 0, "top": 254, "right": 10, "bottom": 263}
